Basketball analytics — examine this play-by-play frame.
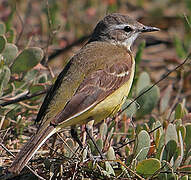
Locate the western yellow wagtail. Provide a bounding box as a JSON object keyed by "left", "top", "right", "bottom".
{"left": 9, "top": 13, "right": 159, "bottom": 174}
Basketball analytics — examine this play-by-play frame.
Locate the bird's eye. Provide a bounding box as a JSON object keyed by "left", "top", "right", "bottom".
{"left": 124, "top": 26, "right": 132, "bottom": 32}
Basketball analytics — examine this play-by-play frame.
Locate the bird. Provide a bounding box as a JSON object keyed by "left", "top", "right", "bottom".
{"left": 8, "top": 13, "right": 159, "bottom": 174}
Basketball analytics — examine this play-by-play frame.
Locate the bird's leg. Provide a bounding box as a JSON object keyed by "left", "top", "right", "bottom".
{"left": 85, "top": 121, "right": 104, "bottom": 159}
{"left": 70, "top": 125, "right": 83, "bottom": 148}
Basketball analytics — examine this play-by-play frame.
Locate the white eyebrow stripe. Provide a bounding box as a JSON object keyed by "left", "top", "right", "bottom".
{"left": 111, "top": 24, "right": 136, "bottom": 30}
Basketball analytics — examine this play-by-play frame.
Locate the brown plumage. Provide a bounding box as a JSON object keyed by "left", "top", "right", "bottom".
{"left": 8, "top": 13, "right": 159, "bottom": 174}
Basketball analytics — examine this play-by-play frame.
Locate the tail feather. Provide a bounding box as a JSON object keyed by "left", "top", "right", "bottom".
{"left": 8, "top": 125, "right": 56, "bottom": 174}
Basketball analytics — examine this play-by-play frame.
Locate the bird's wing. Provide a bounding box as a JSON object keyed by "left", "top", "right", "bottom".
{"left": 35, "top": 42, "right": 132, "bottom": 127}
{"left": 35, "top": 60, "right": 73, "bottom": 124}
{"left": 51, "top": 58, "right": 134, "bottom": 125}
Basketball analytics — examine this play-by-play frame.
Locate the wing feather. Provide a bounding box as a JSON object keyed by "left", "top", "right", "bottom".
{"left": 51, "top": 60, "right": 133, "bottom": 125}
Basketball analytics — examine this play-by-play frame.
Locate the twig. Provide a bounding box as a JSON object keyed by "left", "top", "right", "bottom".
{"left": 15, "top": 1, "right": 32, "bottom": 46}
{"left": 42, "top": 0, "right": 54, "bottom": 66}
{"left": 118, "top": 52, "right": 191, "bottom": 117}
{"left": 167, "top": 70, "right": 184, "bottom": 121}
{"left": 72, "top": 161, "right": 79, "bottom": 180}
{"left": 0, "top": 116, "right": 5, "bottom": 130}
{"left": 184, "top": 13, "right": 191, "bottom": 29}
{"left": 113, "top": 53, "right": 191, "bottom": 150}
{"left": 44, "top": 141, "right": 71, "bottom": 160}
{"left": 19, "top": 101, "right": 39, "bottom": 109}
{"left": 0, "top": 89, "right": 48, "bottom": 107}
{"left": 148, "top": 163, "right": 167, "bottom": 180}
{"left": 57, "top": 133, "right": 80, "bottom": 160}
{"left": 15, "top": 4, "right": 24, "bottom": 46}
{"left": 110, "top": 159, "right": 144, "bottom": 180}
{"left": 0, "top": 142, "right": 46, "bottom": 180}
{"left": 115, "top": 125, "right": 162, "bottom": 150}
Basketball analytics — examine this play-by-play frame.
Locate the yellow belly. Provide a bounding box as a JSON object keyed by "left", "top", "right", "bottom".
{"left": 91, "top": 60, "right": 135, "bottom": 123}
{"left": 58, "top": 58, "right": 135, "bottom": 128}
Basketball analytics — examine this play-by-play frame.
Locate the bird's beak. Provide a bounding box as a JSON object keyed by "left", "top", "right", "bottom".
{"left": 141, "top": 26, "right": 160, "bottom": 33}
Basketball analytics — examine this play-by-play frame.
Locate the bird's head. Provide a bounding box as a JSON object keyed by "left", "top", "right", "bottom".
{"left": 89, "top": 13, "right": 160, "bottom": 50}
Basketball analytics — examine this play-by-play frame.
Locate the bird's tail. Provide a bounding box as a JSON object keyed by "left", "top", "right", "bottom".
{"left": 8, "top": 124, "right": 57, "bottom": 174}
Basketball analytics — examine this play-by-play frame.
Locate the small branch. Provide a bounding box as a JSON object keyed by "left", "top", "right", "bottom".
{"left": 57, "top": 133, "right": 80, "bottom": 160}
{"left": 167, "top": 70, "right": 184, "bottom": 121}
{"left": 0, "top": 142, "right": 45, "bottom": 180}
{"left": 184, "top": 13, "right": 191, "bottom": 29}
{"left": 118, "top": 52, "right": 191, "bottom": 117}
{"left": 15, "top": 4, "right": 24, "bottom": 46}
{"left": 115, "top": 125, "right": 162, "bottom": 150}
{"left": 42, "top": 0, "right": 54, "bottom": 66}
{"left": 0, "top": 89, "right": 48, "bottom": 107}
{"left": 15, "top": 1, "right": 32, "bottom": 46}
{"left": 111, "top": 159, "right": 144, "bottom": 180}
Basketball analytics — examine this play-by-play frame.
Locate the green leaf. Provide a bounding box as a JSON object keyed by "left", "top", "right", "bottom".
{"left": 0, "top": 22, "right": 6, "bottom": 35}
{"left": 174, "top": 36, "right": 186, "bottom": 58}
{"left": 163, "top": 140, "right": 177, "bottom": 162}
{"left": 82, "top": 148, "right": 88, "bottom": 162}
{"left": 174, "top": 156, "right": 183, "bottom": 171}
{"left": 6, "top": 28, "right": 16, "bottom": 43}
{"left": 121, "top": 99, "right": 138, "bottom": 118}
{"left": 153, "top": 121, "right": 163, "bottom": 149}
{"left": 93, "top": 139, "right": 103, "bottom": 155}
{"left": 136, "top": 158, "right": 161, "bottom": 178}
{"left": 24, "top": 69, "right": 38, "bottom": 82}
{"left": 125, "top": 145, "right": 130, "bottom": 156}
{"left": 107, "top": 127, "right": 114, "bottom": 142}
{"left": 134, "top": 41, "right": 146, "bottom": 83}
{"left": 158, "top": 134, "right": 165, "bottom": 151}
{"left": 160, "top": 84, "right": 172, "bottom": 113}
{"left": 37, "top": 73, "right": 48, "bottom": 83}
{"left": 135, "top": 124, "right": 142, "bottom": 135}
{"left": 165, "top": 123, "right": 178, "bottom": 144}
{"left": 156, "top": 134, "right": 165, "bottom": 160}
{"left": 88, "top": 139, "right": 95, "bottom": 153}
{"left": 175, "top": 103, "right": 184, "bottom": 119}
{"left": 105, "top": 161, "right": 115, "bottom": 176}
{"left": 148, "top": 116, "right": 156, "bottom": 128}
{"left": 143, "top": 123, "right": 149, "bottom": 132}
{"left": 29, "top": 85, "right": 44, "bottom": 101}
{"left": 29, "top": 85, "right": 44, "bottom": 94}
{"left": 2, "top": 43, "right": 18, "bottom": 65}
{"left": 177, "top": 125, "right": 186, "bottom": 141}
{"left": 136, "top": 71, "right": 151, "bottom": 95}
{"left": 106, "top": 146, "right": 116, "bottom": 160}
{"left": 100, "top": 122, "right": 107, "bottom": 139}
{"left": 185, "top": 123, "right": 191, "bottom": 152}
{"left": 0, "top": 35, "right": 6, "bottom": 53}
{"left": 136, "top": 85, "right": 160, "bottom": 118}
{"left": 135, "top": 41, "right": 145, "bottom": 64}
{"left": 11, "top": 47, "right": 44, "bottom": 73}
{"left": 180, "top": 175, "right": 188, "bottom": 180}
{"left": 173, "top": 131, "right": 184, "bottom": 170}
{"left": 5, "top": 2, "right": 15, "bottom": 32}
{"left": 135, "top": 130, "right": 150, "bottom": 161}
{"left": 0, "top": 66, "right": 11, "bottom": 96}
